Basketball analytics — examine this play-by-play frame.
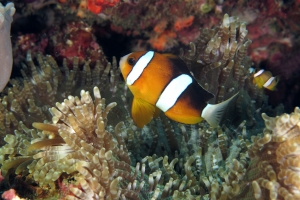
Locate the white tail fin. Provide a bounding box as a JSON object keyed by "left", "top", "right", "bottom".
{"left": 201, "top": 93, "right": 239, "bottom": 127}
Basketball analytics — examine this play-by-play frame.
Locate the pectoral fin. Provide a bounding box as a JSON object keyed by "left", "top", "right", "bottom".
{"left": 131, "top": 98, "right": 156, "bottom": 128}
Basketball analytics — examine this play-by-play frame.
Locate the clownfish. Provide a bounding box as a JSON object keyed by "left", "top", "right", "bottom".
{"left": 119, "top": 51, "right": 238, "bottom": 128}
{"left": 252, "top": 69, "right": 279, "bottom": 91}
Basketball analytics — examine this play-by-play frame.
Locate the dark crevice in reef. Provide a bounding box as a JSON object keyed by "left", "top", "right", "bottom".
{"left": 93, "top": 23, "right": 151, "bottom": 63}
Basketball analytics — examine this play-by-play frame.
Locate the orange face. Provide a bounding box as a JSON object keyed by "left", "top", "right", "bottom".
{"left": 119, "top": 51, "right": 176, "bottom": 105}
{"left": 119, "top": 52, "right": 145, "bottom": 82}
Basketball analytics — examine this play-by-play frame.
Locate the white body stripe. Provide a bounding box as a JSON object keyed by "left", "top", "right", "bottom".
{"left": 126, "top": 51, "right": 154, "bottom": 85}
{"left": 254, "top": 69, "right": 264, "bottom": 77}
{"left": 263, "top": 77, "right": 275, "bottom": 87}
{"left": 156, "top": 74, "right": 192, "bottom": 112}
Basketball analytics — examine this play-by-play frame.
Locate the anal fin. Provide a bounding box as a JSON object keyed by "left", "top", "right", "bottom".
{"left": 131, "top": 98, "right": 156, "bottom": 128}
{"left": 201, "top": 92, "right": 239, "bottom": 127}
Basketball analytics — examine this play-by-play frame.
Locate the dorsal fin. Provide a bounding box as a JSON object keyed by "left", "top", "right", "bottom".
{"left": 162, "top": 53, "right": 178, "bottom": 59}
{"left": 201, "top": 93, "right": 239, "bottom": 127}
{"left": 164, "top": 54, "right": 215, "bottom": 102}
{"left": 164, "top": 54, "right": 191, "bottom": 74}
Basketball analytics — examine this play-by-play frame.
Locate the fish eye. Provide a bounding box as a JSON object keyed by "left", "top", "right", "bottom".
{"left": 127, "top": 57, "right": 136, "bottom": 66}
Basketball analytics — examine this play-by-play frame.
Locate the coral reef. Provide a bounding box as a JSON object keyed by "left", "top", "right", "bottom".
{"left": 0, "top": 2, "right": 15, "bottom": 92}
{"left": 11, "top": 0, "right": 300, "bottom": 56}
{"left": 108, "top": 0, "right": 203, "bottom": 50}
{"left": 14, "top": 0, "right": 297, "bottom": 110}
{"left": 12, "top": 33, "right": 49, "bottom": 66}
{"left": 261, "top": 45, "right": 300, "bottom": 112}
{"left": 0, "top": 0, "right": 299, "bottom": 198}
{"left": 0, "top": 13, "right": 265, "bottom": 199}
{"left": 87, "top": 0, "right": 120, "bottom": 14}
{"left": 47, "top": 20, "right": 107, "bottom": 67}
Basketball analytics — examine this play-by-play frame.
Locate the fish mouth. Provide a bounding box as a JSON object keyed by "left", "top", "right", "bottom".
{"left": 119, "top": 53, "right": 131, "bottom": 71}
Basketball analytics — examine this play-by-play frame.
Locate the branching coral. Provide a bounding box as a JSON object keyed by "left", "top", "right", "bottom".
{"left": 0, "top": 2, "right": 15, "bottom": 92}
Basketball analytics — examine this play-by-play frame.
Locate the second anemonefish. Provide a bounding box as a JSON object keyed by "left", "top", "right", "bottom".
{"left": 119, "top": 51, "right": 238, "bottom": 128}
{"left": 252, "top": 69, "right": 279, "bottom": 91}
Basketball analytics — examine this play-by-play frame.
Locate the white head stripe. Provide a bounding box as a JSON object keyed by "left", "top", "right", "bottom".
{"left": 263, "top": 77, "right": 275, "bottom": 87}
{"left": 156, "top": 74, "right": 192, "bottom": 112}
{"left": 254, "top": 69, "right": 264, "bottom": 77}
{"left": 126, "top": 51, "right": 154, "bottom": 85}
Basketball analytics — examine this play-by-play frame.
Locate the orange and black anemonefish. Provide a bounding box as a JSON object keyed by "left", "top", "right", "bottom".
{"left": 119, "top": 51, "right": 238, "bottom": 128}
{"left": 251, "top": 68, "right": 279, "bottom": 91}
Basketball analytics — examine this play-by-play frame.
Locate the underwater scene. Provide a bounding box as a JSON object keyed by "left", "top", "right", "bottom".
{"left": 0, "top": 0, "right": 300, "bottom": 199}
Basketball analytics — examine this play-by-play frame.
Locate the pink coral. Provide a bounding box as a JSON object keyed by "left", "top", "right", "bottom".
{"left": 2, "top": 189, "right": 23, "bottom": 200}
